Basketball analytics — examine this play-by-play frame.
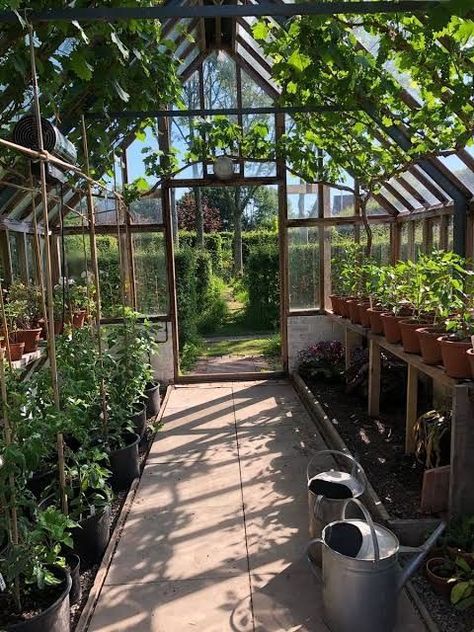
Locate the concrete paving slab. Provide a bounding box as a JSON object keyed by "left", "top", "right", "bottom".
{"left": 105, "top": 503, "right": 248, "bottom": 583}
{"left": 132, "top": 460, "right": 243, "bottom": 511}
{"left": 89, "top": 576, "right": 253, "bottom": 632}
{"left": 165, "top": 386, "right": 233, "bottom": 410}
{"left": 147, "top": 431, "right": 238, "bottom": 464}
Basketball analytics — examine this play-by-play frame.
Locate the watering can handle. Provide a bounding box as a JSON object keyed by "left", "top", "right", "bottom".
{"left": 307, "top": 449, "right": 367, "bottom": 485}
{"left": 342, "top": 498, "right": 380, "bottom": 564}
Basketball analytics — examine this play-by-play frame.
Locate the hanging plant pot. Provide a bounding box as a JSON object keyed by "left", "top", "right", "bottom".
{"left": 109, "top": 432, "right": 140, "bottom": 492}
{"left": 64, "top": 552, "right": 81, "bottom": 606}
{"left": 438, "top": 336, "right": 472, "bottom": 379}
{"left": 467, "top": 348, "right": 474, "bottom": 379}
{"left": 380, "top": 313, "right": 405, "bottom": 344}
{"left": 72, "top": 503, "right": 111, "bottom": 570}
{"left": 7, "top": 341, "right": 25, "bottom": 362}
{"left": 131, "top": 403, "right": 147, "bottom": 438}
{"left": 399, "top": 319, "right": 430, "bottom": 354}
{"left": 347, "top": 299, "right": 361, "bottom": 324}
{"left": 329, "top": 295, "right": 342, "bottom": 316}
{"left": 416, "top": 326, "right": 445, "bottom": 365}
{"left": 71, "top": 310, "right": 87, "bottom": 329}
{"left": 143, "top": 381, "right": 161, "bottom": 418}
{"left": 2, "top": 566, "right": 71, "bottom": 632}
{"left": 15, "top": 328, "right": 42, "bottom": 353}
{"left": 367, "top": 307, "right": 384, "bottom": 335}
{"left": 357, "top": 302, "right": 371, "bottom": 328}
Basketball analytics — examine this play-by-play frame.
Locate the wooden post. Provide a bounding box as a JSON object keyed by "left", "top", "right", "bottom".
{"left": 0, "top": 230, "right": 13, "bottom": 284}
{"left": 276, "top": 112, "right": 289, "bottom": 373}
{"left": 368, "top": 338, "right": 381, "bottom": 417}
{"left": 390, "top": 222, "right": 400, "bottom": 265}
{"left": 449, "top": 385, "right": 474, "bottom": 516}
{"left": 344, "top": 329, "right": 362, "bottom": 371}
{"left": 405, "top": 364, "right": 418, "bottom": 454}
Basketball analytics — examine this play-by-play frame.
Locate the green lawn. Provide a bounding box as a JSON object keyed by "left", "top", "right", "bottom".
{"left": 201, "top": 335, "right": 280, "bottom": 358}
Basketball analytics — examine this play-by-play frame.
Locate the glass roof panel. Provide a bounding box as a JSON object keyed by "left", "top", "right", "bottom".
{"left": 438, "top": 154, "right": 474, "bottom": 194}
{"left": 387, "top": 178, "right": 424, "bottom": 210}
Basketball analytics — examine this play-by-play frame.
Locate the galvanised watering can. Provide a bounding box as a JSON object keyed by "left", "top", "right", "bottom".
{"left": 307, "top": 450, "right": 367, "bottom": 565}
{"left": 308, "top": 499, "right": 445, "bottom": 632}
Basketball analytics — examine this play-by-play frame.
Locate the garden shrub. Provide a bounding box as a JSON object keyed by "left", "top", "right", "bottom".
{"left": 178, "top": 231, "right": 223, "bottom": 273}
{"left": 244, "top": 244, "right": 279, "bottom": 330}
{"left": 197, "top": 276, "right": 229, "bottom": 334}
{"left": 195, "top": 249, "right": 213, "bottom": 306}
{"left": 174, "top": 247, "right": 197, "bottom": 346}
{"left": 288, "top": 242, "right": 320, "bottom": 308}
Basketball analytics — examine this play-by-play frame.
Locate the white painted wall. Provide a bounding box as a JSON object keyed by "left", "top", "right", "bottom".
{"left": 151, "top": 321, "right": 175, "bottom": 384}
{"left": 287, "top": 314, "right": 343, "bottom": 373}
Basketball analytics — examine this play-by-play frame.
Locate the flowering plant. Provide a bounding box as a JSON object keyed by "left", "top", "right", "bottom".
{"left": 297, "top": 340, "right": 345, "bottom": 381}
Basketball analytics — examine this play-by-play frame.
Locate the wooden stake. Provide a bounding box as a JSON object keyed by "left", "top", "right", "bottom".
{"left": 28, "top": 25, "right": 67, "bottom": 515}
{"left": 28, "top": 166, "right": 49, "bottom": 340}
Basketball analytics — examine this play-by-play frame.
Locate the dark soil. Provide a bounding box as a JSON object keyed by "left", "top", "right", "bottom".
{"left": 70, "top": 423, "right": 157, "bottom": 630}
{"left": 0, "top": 581, "right": 64, "bottom": 627}
{"left": 305, "top": 377, "right": 425, "bottom": 518}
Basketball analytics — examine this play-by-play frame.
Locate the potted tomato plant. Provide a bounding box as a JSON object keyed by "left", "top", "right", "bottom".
{"left": 7, "top": 282, "right": 43, "bottom": 353}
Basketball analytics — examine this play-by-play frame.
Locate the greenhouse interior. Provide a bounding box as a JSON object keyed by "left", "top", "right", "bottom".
{"left": 0, "top": 1, "right": 473, "bottom": 631}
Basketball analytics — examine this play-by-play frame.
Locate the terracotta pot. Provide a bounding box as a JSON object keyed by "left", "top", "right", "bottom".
{"left": 340, "top": 297, "right": 356, "bottom": 319}
{"left": 399, "top": 320, "right": 430, "bottom": 354}
{"left": 467, "top": 348, "right": 474, "bottom": 380}
{"left": 329, "top": 295, "right": 342, "bottom": 316}
{"left": 7, "top": 341, "right": 25, "bottom": 361}
{"left": 358, "top": 302, "right": 371, "bottom": 328}
{"left": 72, "top": 310, "right": 87, "bottom": 329}
{"left": 347, "top": 299, "right": 361, "bottom": 324}
{"left": 417, "top": 326, "right": 445, "bottom": 366}
{"left": 438, "top": 336, "right": 472, "bottom": 379}
{"left": 15, "top": 328, "right": 42, "bottom": 353}
{"left": 367, "top": 307, "right": 385, "bottom": 335}
{"left": 425, "top": 557, "right": 456, "bottom": 598}
{"left": 380, "top": 313, "right": 406, "bottom": 344}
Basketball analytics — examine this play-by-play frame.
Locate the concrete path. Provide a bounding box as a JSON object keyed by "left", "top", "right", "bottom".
{"left": 88, "top": 381, "right": 425, "bottom": 632}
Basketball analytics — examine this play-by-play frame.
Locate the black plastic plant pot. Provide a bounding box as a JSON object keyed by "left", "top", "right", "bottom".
{"left": 143, "top": 381, "right": 160, "bottom": 419}
{"left": 131, "top": 403, "right": 147, "bottom": 438}
{"left": 64, "top": 552, "right": 81, "bottom": 606}
{"left": 109, "top": 432, "right": 140, "bottom": 492}
{"left": 72, "top": 505, "right": 111, "bottom": 570}
{"left": 27, "top": 466, "right": 57, "bottom": 499}
{"left": 5, "top": 566, "right": 71, "bottom": 632}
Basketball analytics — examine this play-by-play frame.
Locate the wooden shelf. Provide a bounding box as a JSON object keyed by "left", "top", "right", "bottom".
{"left": 327, "top": 311, "right": 474, "bottom": 516}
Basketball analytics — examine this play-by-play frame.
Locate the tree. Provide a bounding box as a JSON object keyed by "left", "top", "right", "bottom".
{"left": 176, "top": 192, "right": 222, "bottom": 232}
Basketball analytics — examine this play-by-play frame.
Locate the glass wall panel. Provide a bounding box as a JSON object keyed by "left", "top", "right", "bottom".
{"left": 9, "top": 233, "right": 19, "bottom": 280}
{"left": 360, "top": 224, "right": 391, "bottom": 264}
{"left": 330, "top": 225, "right": 355, "bottom": 295}
{"left": 288, "top": 227, "right": 320, "bottom": 310}
{"left": 399, "top": 222, "right": 409, "bottom": 261}
{"left": 414, "top": 219, "right": 424, "bottom": 260}
{"left": 130, "top": 197, "right": 163, "bottom": 224}
{"left": 132, "top": 233, "right": 169, "bottom": 315}
{"left": 330, "top": 188, "right": 354, "bottom": 217}
{"left": 432, "top": 219, "right": 440, "bottom": 251}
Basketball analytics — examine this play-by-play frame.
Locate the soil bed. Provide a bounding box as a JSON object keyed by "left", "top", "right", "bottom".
{"left": 70, "top": 418, "right": 158, "bottom": 630}
{"left": 304, "top": 377, "right": 424, "bottom": 518}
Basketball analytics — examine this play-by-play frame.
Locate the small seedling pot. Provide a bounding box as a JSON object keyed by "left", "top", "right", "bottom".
{"left": 329, "top": 295, "right": 342, "bottom": 316}
{"left": 416, "top": 326, "right": 444, "bottom": 365}
{"left": 367, "top": 307, "right": 384, "bottom": 334}
{"left": 347, "top": 299, "right": 361, "bottom": 324}
{"left": 72, "top": 503, "right": 111, "bottom": 570}
{"left": 380, "top": 313, "right": 405, "bottom": 344}
{"left": 7, "top": 341, "right": 25, "bottom": 362}
{"left": 15, "top": 328, "right": 42, "bottom": 353}
{"left": 143, "top": 381, "right": 161, "bottom": 418}
{"left": 357, "top": 302, "right": 371, "bottom": 328}
{"left": 425, "top": 557, "right": 456, "bottom": 598}
{"left": 5, "top": 566, "right": 71, "bottom": 632}
{"left": 399, "top": 319, "right": 430, "bottom": 354}
{"left": 438, "top": 336, "right": 472, "bottom": 379}
{"left": 109, "top": 432, "right": 140, "bottom": 492}
{"left": 466, "top": 348, "right": 474, "bottom": 380}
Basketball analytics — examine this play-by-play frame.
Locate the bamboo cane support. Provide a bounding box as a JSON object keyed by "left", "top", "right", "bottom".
{"left": 0, "top": 348, "right": 21, "bottom": 610}
{"left": 81, "top": 116, "right": 108, "bottom": 438}
{"left": 28, "top": 166, "right": 49, "bottom": 336}
{"left": 28, "top": 25, "right": 67, "bottom": 515}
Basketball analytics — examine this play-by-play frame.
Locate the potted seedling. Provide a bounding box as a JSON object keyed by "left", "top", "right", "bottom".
{"left": 3, "top": 298, "right": 27, "bottom": 361}
{"left": 398, "top": 256, "right": 435, "bottom": 354}
{"left": 439, "top": 310, "right": 474, "bottom": 379}
{"left": 379, "top": 262, "right": 412, "bottom": 344}
{"left": 7, "top": 282, "right": 43, "bottom": 353}
{"left": 425, "top": 555, "right": 458, "bottom": 598}
{"left": 68, "top": 282, "right": 95, "bottom": 329}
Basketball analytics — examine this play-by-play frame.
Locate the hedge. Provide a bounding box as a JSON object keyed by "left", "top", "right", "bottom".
{"left": 174, "top": 248, "right": 198, "bottom": 347}
{"left": 178, "top": 232, "right": 223, "bottom": 272}
{"left": 244, "top": 244, "right": 280, "bottom": 329}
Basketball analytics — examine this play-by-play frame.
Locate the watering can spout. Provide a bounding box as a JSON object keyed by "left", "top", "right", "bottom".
{"left": 397, "top": 522, "right": 446, "bottom": 591}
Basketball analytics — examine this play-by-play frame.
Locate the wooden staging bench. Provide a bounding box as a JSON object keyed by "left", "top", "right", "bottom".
{"left": 327, "top": 312, "right": 474, "bottom": 516}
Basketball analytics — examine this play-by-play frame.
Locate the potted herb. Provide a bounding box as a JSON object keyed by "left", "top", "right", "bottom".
{"left": 398, "top": 256, "right": 435, "bottom": 354}
{"left": 379, "top": 261, "right": 413, "bottom": 344}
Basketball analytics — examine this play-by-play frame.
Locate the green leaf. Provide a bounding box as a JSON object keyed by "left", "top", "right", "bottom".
{"left": 113, "top": 80, "right": 130, "bottom": 102}
{"left": 253, "top": 21, "right": 269, "bottom": 41}
{"left": 69, "top": 50, "right": 93, "bottom": 81}
{"left": 288, "top": 50, "right": 311, "bottom": 72}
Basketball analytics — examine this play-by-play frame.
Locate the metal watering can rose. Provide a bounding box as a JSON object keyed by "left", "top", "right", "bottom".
{"left": 307, "top": 450, "right": 367, "bottom": 565}
{"left": 308, "top": 499, "right": 446, "bottom": 632}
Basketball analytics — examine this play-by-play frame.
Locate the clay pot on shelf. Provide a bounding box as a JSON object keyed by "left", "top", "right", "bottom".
{"left": 329, "top": 295, "right": 342, "bottom": 316}
{"left": 467, "top": 348, "right": 474, "bottom": 379}
{"left": 347, "top": 299, "right": 361, "bottom": 324}
{"left": 438, "top": 336, "right": 472, "bottom": 379}
{"left": 425, "top": 557, "right": 457, "bottom": 599}
{"left": 358, "top": 302, "right": 371, "bottom": 328}
{"left": 367, "top": 307, "right": 384, "bottom": 335}
{"left": 416, "top": 326, "right": 445, "bottom": 366}
{"left": 7, "top": 341, "right": 25, "bottom": 362}
{"left": 340, "top": 297, "right": 356, "bottom": 319}
{"left": 380, "top": 313, "right": 407, "bottom": 344}
{"left": 399, "top": 319, "right": 430, "bottom": 354}
{"left": 15, "top": 328, "right": 42, "bottom": 353}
